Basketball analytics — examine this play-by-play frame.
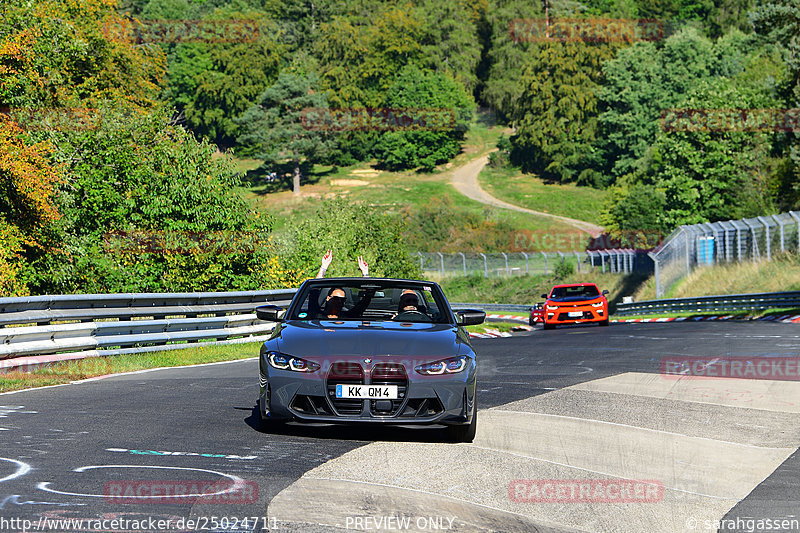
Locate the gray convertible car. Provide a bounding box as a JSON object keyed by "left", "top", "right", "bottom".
{"left": 255, "top": 277, "right": 485, "bottom": 442}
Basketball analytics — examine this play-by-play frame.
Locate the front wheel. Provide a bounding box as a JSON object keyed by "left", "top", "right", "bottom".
{"left": 543, "top": 322, "right": 555, "bottom": 330}
{"left": 447, "top": 397, "right": 477, "bottom": 443}
{"left": 599, "top": 319, "right": 609, "bottom": 327}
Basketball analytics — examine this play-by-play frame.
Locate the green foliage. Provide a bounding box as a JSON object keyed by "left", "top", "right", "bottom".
{"left": 277, "top": 198, "right": 421, "bottom": 280}
{"left": 373, "top": 66, "right": 475, "bottom": 171}
{"left": 603, "top": 78, "right": 780, "bottom": 232}
{"left": 594, "top": 29, "right": 718, "bottom": 182}
{"left": 554, "top": 258, "right": 576, "bottom": 280}
{"left": 400, "top": 196, "right": 518, "bottom": 252}
{"left": 237, "top": 72, "right": 335, "bottom": 191}
{"left": 481, "top": 0, "right": 542, "bottom": 121}
{"left": 509, "top": 40, "right": 621, "bottom": 184}
{"left": 26, "top": 108, "right": 288, "bottom": 294}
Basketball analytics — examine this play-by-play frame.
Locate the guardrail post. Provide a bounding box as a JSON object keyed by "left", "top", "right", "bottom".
{"left": 574, "top": 251, "right": 581, "bottom": 273}
{"left": 417, "top": 252, "right": 424, "bottom": 272}
{"left": 521, "top": 252, "right": 529, "bottom": 274}
{"left": 480, "top": 253, "right": 488, "bottom": 278}
{"left": 458, "top": 252, "right": 466, "bottom": 276}
{"left": 501, "top": 252, "right": 509, "bottom": 275}
{"left": 589, "top": 252, "right": 595, "bottom": 269}
{"left": 541, "top": 252, "right": 548, "bottom": 274}
{"left": 437, "top": 252, "right": 445, "bottom": 276}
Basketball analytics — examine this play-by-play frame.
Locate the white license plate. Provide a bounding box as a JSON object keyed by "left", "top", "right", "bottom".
{"left": 568, "top": 311, "right": 583, "bottom": 318}
{"left": 335, "top": 384, "right": 398, "bottom": 399}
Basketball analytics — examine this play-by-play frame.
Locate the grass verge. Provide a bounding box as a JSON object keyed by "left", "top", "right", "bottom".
{"left": 478, "top": 164, "right": 608, "bottom": 223}
{"left": 439, "top": 271, "right": 645, "bottom": 310}
{"left": 465, "top": 321, "right": 521, "bottom": 334}
{"left": 634, "top": 253, "right": 800, "bottom": 301}
{"left": 0, "top": 342, "right": 260, "bottom": 394}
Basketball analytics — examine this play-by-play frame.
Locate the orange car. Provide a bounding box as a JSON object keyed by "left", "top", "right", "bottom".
{"left": 541, "top": 283, "right": 609, "bottom": 330}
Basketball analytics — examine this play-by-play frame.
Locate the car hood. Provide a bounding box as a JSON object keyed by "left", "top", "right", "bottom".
{"left": 274, "top": 320, "right": 465, "bottom": 359}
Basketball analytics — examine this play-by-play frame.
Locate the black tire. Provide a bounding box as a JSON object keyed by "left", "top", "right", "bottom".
{"left": 543, "top": 322, "right": 555, "bottom": 330}
{"left": 447, "top": 397, "right": 477, "bottom": 443}
{"left": 599, "top": 319, "right": 609, "bottom": 327}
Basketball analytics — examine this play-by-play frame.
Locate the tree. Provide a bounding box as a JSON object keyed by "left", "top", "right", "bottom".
{"left": 509, "top": 40, "right": 621, "bottom": 184}
{"left": 605, "top": 79, "right": 780, "bottom": 232}
{"left": 593, "top": 29, "right": 716, "bottom": 182}
{"left": 26, "top": 108, "right": 289, "bottom": 294}
{"left": 237, "top": 73, "right": 334, "bottom": 194}
{"left": 373, "top": 66, "right": 475, "bottom": 171}
{"left": 750, "top": 0, "right": 800, "bottom": 208}
{"left": 0, "top": 118, "right": 64, "bottom": 296}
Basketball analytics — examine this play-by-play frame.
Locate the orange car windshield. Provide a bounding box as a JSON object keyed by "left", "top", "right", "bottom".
{"left": 551, "top": 286, "right": 600, "bottom": 299}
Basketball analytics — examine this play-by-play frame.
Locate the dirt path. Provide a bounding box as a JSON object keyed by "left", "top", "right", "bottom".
{"left": 449, "top": 154, "right": 605, "bottom": 237}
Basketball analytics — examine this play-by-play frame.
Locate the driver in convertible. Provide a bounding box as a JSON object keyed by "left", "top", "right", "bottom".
{"left": 392, "top": 290, "right": 431, "bottom": 321}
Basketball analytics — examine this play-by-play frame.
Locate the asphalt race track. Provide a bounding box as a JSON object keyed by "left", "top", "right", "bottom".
{"left": 1, "top": 321, "right": 799, "bottom": 533}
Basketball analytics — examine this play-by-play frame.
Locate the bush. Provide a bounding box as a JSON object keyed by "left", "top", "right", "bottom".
{"left": 25, "top": 107, "right": 291, "bottom": 294}
{"left": 554, "top": 259, "right": 575, "bottom": 280}
{"left": 277, "top": 198, "right": 421, "bottom": 281}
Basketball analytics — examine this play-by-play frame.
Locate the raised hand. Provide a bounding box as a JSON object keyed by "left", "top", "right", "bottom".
{"left": 321, "top": 249, "right": 333, "bottom": 270}
{"left": 317, "top": 249, "right": 333, "bottom": 278}
{"left": 357, "top": 255, "right": 369, "bottom": 277}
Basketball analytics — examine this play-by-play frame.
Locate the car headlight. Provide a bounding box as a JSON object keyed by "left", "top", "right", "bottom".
{"left": 546, "top": 305, "right": 559, "bottom": 310}
{"left": 591, "top": 302, "right": 604, "bottom": 307}
{"left": 415, "top": 356, "right": 470, "bottom": 375}
{"left": 267, "top": 351, "right": 320, "bottom": 373}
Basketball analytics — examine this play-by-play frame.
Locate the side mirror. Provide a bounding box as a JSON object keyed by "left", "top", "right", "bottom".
{"left": 456, "top": 309, "right": 486, "bottom": 326}
{"left": 255, "top": 304, "right": 284, "bottom": 322}
{"left": 602, "top": 290, "right": 609, "bottom": 296}
{"left": 541, "top": 293, "right": 548, "bottom": 299}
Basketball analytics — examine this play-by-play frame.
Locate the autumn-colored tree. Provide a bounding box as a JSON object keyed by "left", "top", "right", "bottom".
{"left": 0, "top": 118, "right": 64, "bottom": 296}
{"left": 0, "top": 0, "right": 166, "bottom": 109}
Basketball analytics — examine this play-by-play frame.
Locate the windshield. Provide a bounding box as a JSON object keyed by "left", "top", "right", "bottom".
{"left": 289, "top": 280, "right": 450, "bottom": 323}
{"left": 550, "top": 285, "right": 601, "bottom": 299}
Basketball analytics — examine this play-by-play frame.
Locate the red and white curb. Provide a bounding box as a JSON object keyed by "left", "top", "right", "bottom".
{"left": 468, "top": 314, "right": 532, "bottom": 338}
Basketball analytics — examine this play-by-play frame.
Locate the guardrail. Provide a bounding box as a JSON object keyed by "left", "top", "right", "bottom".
{"left": 0, "top": 289, "right": 297, "bottom": 371}
{"left": 615, "top": 291, "right": 800, "bottom": 316}
{"left": 0, "top": 288, "right": 545, "bottom": 372}
{"left": 451, "top": 303, "right": 532, "bottom": 313}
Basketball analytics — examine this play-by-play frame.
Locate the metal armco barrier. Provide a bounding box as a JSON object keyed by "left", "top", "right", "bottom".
{"left": 0, "top": 289, "right": 297, "bottom": 370}
{"left": 616, "top": 291, "right": 800, "bottom": 316}
{"left": 451, "top": 303, "right": 532, "bottom": 313}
